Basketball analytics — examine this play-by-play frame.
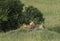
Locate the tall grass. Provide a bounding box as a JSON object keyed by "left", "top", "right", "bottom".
{"left": 0, "top": 29, "right": 60, "bottom": 41}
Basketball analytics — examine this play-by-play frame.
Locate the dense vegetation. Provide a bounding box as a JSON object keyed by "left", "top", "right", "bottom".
{"left": 0, "top": 0, "right": 44, "bottom": 32}
{"left": 0, "top": 0, "right": 24, "bottom": 32}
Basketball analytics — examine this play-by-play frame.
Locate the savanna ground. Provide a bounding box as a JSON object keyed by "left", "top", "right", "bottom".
{"left": 0, "top": 0, "right": 60, "bottom": 41}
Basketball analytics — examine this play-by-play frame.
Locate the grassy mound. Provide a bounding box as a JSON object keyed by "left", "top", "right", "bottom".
{"left": 0, "top": 29, "right": 60, "bottom": 41}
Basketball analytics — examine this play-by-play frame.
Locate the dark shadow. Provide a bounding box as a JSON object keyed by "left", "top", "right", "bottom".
{"left": 48, "top": 26, "right": 60, "bottom": 33}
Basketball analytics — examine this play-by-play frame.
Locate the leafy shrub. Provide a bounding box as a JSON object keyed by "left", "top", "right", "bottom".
{"left": 23, "top": 6, "right": 44, "bottom": 24}
{"left": 0, "top": 0, "right": 24, "bottom": 32}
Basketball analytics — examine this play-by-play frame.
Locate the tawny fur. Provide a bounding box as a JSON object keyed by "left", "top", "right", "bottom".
{"left": 29, "top": 21, "right": 35, "bottom": 29}
{"left": 20, "top": 21, "right": 35, "bottom": 31}
{"left": 38, "top": 23, "right": 44, "bottom": 30}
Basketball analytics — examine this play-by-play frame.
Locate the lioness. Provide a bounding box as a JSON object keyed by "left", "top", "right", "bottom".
{"left": 20, "top": 21, "right": 35, "bottom": 31}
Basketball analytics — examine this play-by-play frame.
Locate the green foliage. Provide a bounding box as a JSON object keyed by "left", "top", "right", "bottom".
{"left": 23, "top": 6, "right": 44, "bottom": 24}
{"left": 0, "top": 0, "right": 24, "bottom": 32}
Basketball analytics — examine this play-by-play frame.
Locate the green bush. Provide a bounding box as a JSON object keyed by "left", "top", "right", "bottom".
{"left": 0, "top": 0, "right": 24, "bottom": 32}
{"left": 23, "top": 6, "right": 44, "bottom": 24}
